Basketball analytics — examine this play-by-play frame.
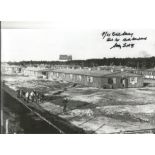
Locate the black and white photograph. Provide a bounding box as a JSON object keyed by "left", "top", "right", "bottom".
{"left": 1, "top": 21, "right": 155, "bottom": 134}
{"left": 1, "top": 1, "right": 155, "bottom": 155}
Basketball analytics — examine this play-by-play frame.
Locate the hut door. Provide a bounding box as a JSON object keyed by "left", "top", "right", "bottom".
{"left": 121, "top": 78, "right": 128, "bottom": 88}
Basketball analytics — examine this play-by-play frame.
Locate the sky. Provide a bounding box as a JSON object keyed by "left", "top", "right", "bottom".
{"left": 1, "top": 22, "right": 155, "bottom": 62}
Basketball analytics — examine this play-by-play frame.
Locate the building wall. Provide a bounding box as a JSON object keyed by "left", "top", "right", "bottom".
{"left": 47, "top": 71, "right": 143, "bottom": 88}
{"left": 127, "top": 76, "right": 143, "bottom": 88}
{"left": 2, "top": 66, "right": 22, "bottom": 75}
{"left": 132, "top": 70, "right": 155, "bottom": 80}
{"left": 48, "top": 71, "right": 115, "bottom": 88}
{"left": 48, "top": 71, "right": 104, "bottom": 87}
{"left": 24, "top": 70, "right": 45, "bottom": 78}
{"left": 105, "top": 76, "right": 143, "bottom": 88}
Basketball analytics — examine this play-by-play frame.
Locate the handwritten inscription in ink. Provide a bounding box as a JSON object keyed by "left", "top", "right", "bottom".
{"left": 101, "top": 31, "right": 147, "bottom": 50}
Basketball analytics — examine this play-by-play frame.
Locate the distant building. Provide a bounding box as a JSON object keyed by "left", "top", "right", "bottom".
{"left": 23, "top": 67, "right": 48, "bottom": 79}
{"left": 50, "top": 65, "right": 81, "bottom": 70}
{"left": 132, "top": 69, "right": 155, "bottom": 80}
{"left": 48, "top": 69, "right": 143, "bottom": 89}
{"left": 1, "top": 64, "right": 23, "bottom": 75}
{"left": 59, "top": 55, "right": 72, "bottom": 61}
{"left": 97, "top": 65, "right": 134, "bottom": 72}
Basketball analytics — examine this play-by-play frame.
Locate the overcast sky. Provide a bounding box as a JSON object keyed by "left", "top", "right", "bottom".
{"left": 1, "top": 22, "right": 155, "bottom": 62}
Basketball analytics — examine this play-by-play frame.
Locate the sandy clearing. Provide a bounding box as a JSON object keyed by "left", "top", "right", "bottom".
{"left": 2, "top": 75, "right": 155, "bottom": 133}
{"left": 40, "top": 102, "right": 63, "bottom": 114}
{"left": 103, "top": 104, "right": 155, "bottom": 114}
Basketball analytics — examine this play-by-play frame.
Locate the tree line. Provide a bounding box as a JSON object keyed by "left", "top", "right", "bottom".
{"left": 8, "top": 57, "right": 155, "bottom": 69}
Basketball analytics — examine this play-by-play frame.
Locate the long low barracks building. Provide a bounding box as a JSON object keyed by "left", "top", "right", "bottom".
{"left": 132, "top": 69, "right": 155, "bottom": 80}
{"left": 47, "top": 69, "right": 143, "bottom": 89}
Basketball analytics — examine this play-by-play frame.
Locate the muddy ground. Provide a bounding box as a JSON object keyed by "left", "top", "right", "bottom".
{"left": 2, "top": 75, "right": 155, "bottom": 133}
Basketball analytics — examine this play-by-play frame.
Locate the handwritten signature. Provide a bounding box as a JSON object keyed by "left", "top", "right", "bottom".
{"left": 101, "top": 31, "right": 147, "bottom": 50}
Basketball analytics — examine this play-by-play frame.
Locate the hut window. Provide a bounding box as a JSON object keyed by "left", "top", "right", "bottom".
{"left": 87, "top": 76, "right": 93, "bottom": 83}
{"left": 87, "top": 76, "right": 89, "bottom": 82}
{"left": 108, "top": 78, "right": 113, "bottom": 84}
{"left": 78, "top": 75, "right": 82, "bottom": 81}
{"left": 42, "top": 71, "right": 46, "bottom": 75}
{"left": 50, "top": 72, "right": 53, "bottom": 78}
{"left": 90, "top": 77, "right": 93, "bottom": 83}
{"left": 113, "top": 78, "right": 116, "bottom": 84}
{"left": 130, "top": 77, "right": 137, "bottom": 84}
{"left": 70, "top": 74, "right": 73, "bottom": 79}
{"left": 62, "top": 73, "right": 65, "bottom": 78}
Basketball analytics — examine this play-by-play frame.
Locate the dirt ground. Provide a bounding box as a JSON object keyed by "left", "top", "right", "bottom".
{"left": 2, "top": 75, "right": 155, "bottom": 133}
